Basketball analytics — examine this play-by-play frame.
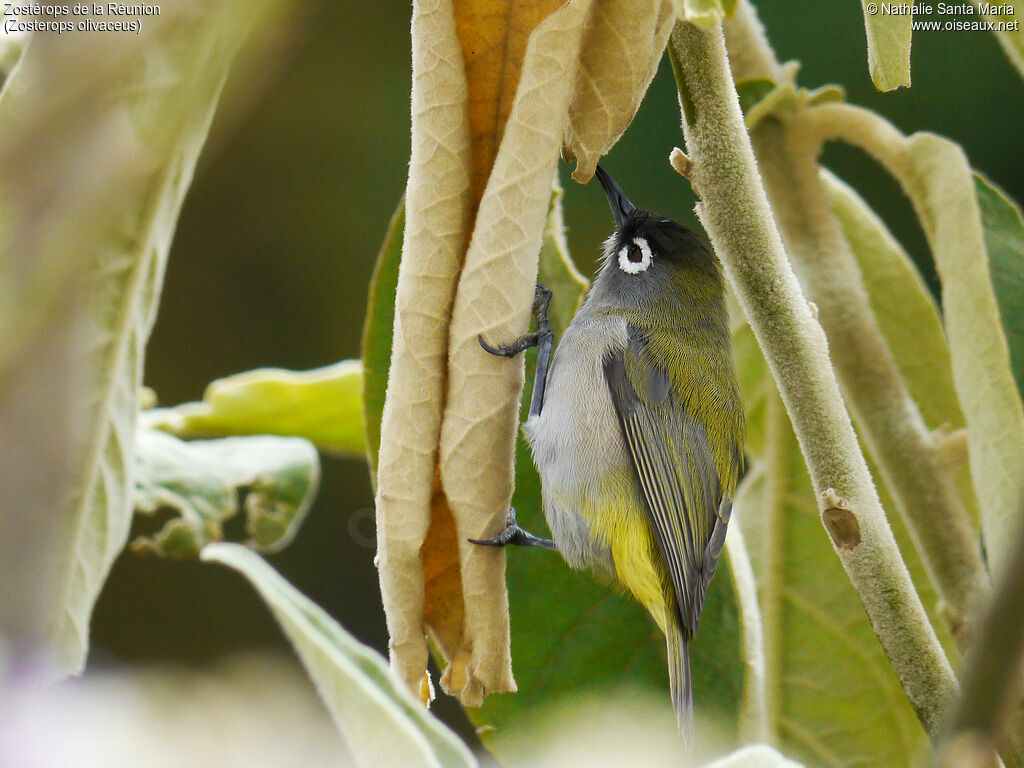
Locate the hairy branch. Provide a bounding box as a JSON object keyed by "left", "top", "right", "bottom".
{"left": 723, "top": 0, "right": 988, "bottom": 641}
{"left": 668, "top": 19, "right": 958, "bottom": 737}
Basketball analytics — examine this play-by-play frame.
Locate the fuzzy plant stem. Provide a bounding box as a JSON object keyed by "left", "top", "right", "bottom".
{"left": 723, "top": 0, "right": 988, "bottom": 642}
{"left": 668, "top": 19, "right": 958, "bottom": 738}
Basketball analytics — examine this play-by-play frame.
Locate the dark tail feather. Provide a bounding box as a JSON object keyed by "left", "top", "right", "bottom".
{"left": 666, "top": 613, "right": 694, "bottom": 748}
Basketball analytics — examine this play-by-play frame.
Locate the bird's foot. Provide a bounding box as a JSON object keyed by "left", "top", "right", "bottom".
{"left": 478, "top": 284, "right": 553, "bottom": 359}
{"left": 469, "top": 507, "right": 556, "bottom": 550}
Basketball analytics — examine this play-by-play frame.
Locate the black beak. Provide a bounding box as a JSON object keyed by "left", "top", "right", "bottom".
{"left": 594, "top": 165, "right": 636, "bottom": 231}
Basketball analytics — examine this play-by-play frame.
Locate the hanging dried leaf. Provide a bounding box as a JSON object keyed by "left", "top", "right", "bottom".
{"left": 374, "top": 0, "right": 473, "bottom": 696}
{"left": 376, "top": 0, "right": 668, "bottom": 706}
{"left": 566, "top": 0, "right": 674, "bottom": 182}
{"left": 454, "top": 0, "right": 566, "bottom": 210}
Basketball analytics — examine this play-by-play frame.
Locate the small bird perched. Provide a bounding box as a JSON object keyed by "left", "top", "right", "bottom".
{"left": 473, "top": 166, "right": 745, "bottom": 740}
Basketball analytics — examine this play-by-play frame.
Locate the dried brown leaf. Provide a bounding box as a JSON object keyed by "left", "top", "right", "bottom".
{"left": 566, "top": 0, "right": 674, "bottom": 182}
{"left": 439, "top": 0, "right": 595, "bottom": 705}
{"left": 454, "top": 0, "right": 566, "bottom": 210}
{"left": 374, "top": 0, "right": 472, "bottom": 692}
{"left": 378, "top": 0, "right": 665, "bottom": 706}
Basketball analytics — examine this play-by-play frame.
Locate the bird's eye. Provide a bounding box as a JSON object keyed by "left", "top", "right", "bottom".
{"left": 617, "top": 236, "right": 653, "bottom": 274}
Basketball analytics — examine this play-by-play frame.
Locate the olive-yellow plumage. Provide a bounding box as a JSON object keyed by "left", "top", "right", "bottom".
{"left": 476, "top": 167, "right": 744, "bottom": 743}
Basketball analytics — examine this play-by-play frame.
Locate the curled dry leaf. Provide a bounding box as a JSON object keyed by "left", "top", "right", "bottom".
{"left": 454, "top": 0, "right": 567, "bottom": 211}
{"left": 439, "top": 0, "right": 597, "bottom": 705}
{"left": 377, "top": 0, "right": 669, "bottom": 706}
{"left": 375, "top": 0, "right": 472, "bottom": 699}
{"left": 565, "top": 0, "right": 674, "bottom": 182}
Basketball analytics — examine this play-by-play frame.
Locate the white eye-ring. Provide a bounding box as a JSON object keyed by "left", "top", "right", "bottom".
{"left": 617, "top": 236, "right": 653, "bottom": 274}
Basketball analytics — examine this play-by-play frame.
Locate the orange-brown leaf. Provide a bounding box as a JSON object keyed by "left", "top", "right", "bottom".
{"left": 421, "top": 474, "right": 465, "bottom": 662}
{"left": 453, "top": 0, "right": 565, "bottom": 211}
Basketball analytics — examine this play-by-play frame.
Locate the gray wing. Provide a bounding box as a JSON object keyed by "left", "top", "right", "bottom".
{"left": 603, "top": 327, "right": 731, "bottom": 635}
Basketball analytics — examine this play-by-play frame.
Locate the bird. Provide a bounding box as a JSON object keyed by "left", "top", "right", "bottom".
{"left": 472, "top": 165, "right": 745, "bottom": 741}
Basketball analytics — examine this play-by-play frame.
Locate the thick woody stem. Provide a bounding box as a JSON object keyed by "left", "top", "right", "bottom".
{"left": 668, "top": 19, "right": 958, "bottom": 738}
{"left": 750, "top": 115, "right": 988, "bottom": 636}
{"left": 723, "top": 2, "right": 987, "bottom": 641}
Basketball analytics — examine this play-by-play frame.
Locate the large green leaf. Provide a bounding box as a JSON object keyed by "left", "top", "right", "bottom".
{"left": 0, "top": 1, "right": 263, "bottom": 677}
{"left": 898, "top": 134, "right": 1024, "bottom": 579}
{"left": 132, "top": 429, "right": 320, "bottom": 558}
{"left": 201, "top": 543, "right": 476, "bottom": 768}
{"left": 823, "top": 171, "right": 964, "bottom": 437}
{"left": 143, "top": 360, "right": 365, "bottom": 458}
{"left": 732, "top": 323, "right": 928, "bottom": 767}
{"left": 361, "top": 198, "right": 405, "bottom": 476}
{"left": 974, "top": 173, "right": 1024, "bottom": 404}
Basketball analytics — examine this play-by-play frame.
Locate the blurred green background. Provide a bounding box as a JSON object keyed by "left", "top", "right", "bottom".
{"left": 89, "top": 0, "right": 1024, "bottom": 742}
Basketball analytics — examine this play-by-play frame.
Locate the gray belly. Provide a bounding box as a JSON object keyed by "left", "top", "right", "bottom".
{"left": 523, "top": 313, "right": 631, "bottom": 579}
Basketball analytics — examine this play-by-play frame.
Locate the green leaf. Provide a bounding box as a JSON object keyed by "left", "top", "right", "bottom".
{"left": 735, "top": 78, "right": 776, "bottom": 116}
{"left": 670, "top": 0, "right": 734, "bottom": 29}
{"left": 201, "top": 543, "right": 476, "bottom": 768}
{"left": 0, "top": 2, "right": 261, "bottom": 677}
{"left": 469, "top": 180, "right": 749, "bottom": 757}
{"left": 900, "top": 134, "right": 1024, "bottom": 579}
{"left": 536, "top": 176, "right": 590, "bottom": 333}
{"left": 132, "top": 429, "right": 320, "bottom": 558}
{"left": 824, "top": 171, "right": 962, "bottom": 435}
{"left": 732, "top": 323, "right": 928, "bottom": 767}
{"left": 362, "top": 198, "right": 405, "bottom": 477}
{"left": 974, "top": 173, "right": 1024, "bottom": 404}
{"left": 980, "top": 6, "right": 1024, "bottom": 83}
{"left": 824, "top": 169, "right": 981, "bottom": 533}
{"left": 860, "top": 1, "right": 912, "bottom": 91}
{"left": 143, "top": 361, "right": 365, "bottom": 458}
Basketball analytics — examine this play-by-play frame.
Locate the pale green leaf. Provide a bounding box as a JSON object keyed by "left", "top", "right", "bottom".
{"left": 0, "top": 1, "right": 264, "bottom": 678}
{"left": 143, "top": 360, "right": 365, "bottom": 458}
{"left": 860, "top": 1, "right": 912, "bottom": 91}
{"left": 979, "top": 5, "right": 1024, "bottom": 83}
{"left": 132, "top": 429, "right": 319, "bottom": 558}
{"left": 823, "top": 169, "right": 981, "bottom": 533}
{"left": 733, "top": 324, "right": 927, "bottom": 767}
{"left": 671, "top": 0, "right": 735, "bottom": 29}
{"left": 902, "top": 134, "right": 1024, "bottom": 578}
{"left": 823, "top": 170, "right": 962, "bottom": 434}
{"left": 201, "top": 543, "right": 477, "bottom": 768}
{"left": 974, "top": 173, "right": 1024, "bottom": 403}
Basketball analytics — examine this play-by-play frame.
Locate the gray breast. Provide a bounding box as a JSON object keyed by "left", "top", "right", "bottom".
{"left": 523, "top": 310, "right": 631, "bottom": 578}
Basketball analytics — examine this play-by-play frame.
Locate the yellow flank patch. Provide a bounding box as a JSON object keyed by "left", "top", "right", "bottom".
{"left": 585, "top": 478, "right": 669, "bottom": 634}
